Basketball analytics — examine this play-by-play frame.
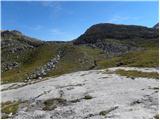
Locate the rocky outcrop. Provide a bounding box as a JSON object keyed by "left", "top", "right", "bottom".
{"left": 25, "top": 50, "right": 64, "bottom": 82}
{"left": 1, "top": 30, "right": 44, "bottom": 47}
{"left": 74, "top": 23, "right": 158, "bottom": 45}
{"left": 73, "top": 23, "right": 158, "bottom": 55}
{"left": 1, "top": 62, "right": 19, "bottom": 72}
{"left": 153, "top": 23, "right": 159, "bottom": 29}
{"left": 1, "top": 67, "right": 158, "bottom": 119}
{"left": 1, "top": 30, "right": 44, "bottom": 73}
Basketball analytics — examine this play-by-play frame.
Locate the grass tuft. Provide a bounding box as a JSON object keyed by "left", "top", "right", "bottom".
{"left": 43, "top": 98, "right": 67, "bottom": 111}
{"left": 1, "top": 101, "right": 19, "bottom": 118}
{"left": 98, "top": 48, "right": 158, "bottom": 68}
{"left": 84, "top": 95, "right": 93, "bottom": 100}
{"left": 154, "top": 114, "right": 159, "bottom": 119}
{"left": 115, "top": 69, "right": 159, "bottom": 79}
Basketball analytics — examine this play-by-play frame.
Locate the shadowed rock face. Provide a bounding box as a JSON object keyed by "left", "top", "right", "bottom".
{"left": 74, "top": 23, "right": 158, "bottom": 44}
{"left": 153, "top": 23, "right": 159, "bottom": 30}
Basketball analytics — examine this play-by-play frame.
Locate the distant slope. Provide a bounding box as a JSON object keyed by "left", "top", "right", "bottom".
{"left": 1, "top": 22, "right": 159, "bottom": 84}
{"left": 1, "top": 30, "right": 107, "bottom": 83}
{"left": 153, "top": 23, "right": 159, "bottom": 29}
{"left": 73, "top": 23, "right": 158, "bottom": 55}
{"left": 74, "top": 23, "right": 158, "bottom": 43}
{"left": 1, "top": 30, "right": 44, "bottom": 72}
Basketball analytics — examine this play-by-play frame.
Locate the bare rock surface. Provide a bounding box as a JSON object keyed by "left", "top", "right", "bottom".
{"left": 1, "top": 67, "right": 159, "bottom": 119}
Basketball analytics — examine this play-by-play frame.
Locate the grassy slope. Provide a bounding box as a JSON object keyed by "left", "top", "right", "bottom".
{"left": 1, "top": 44, "right": 61, "bottom": 83}
{"left": 98, "top": 38, "right": 159, "bottom": 68}
{"left": 1, "top": 44, "right": 107, "bottom": 83}
{"left": 115, "top": 69, "right": 159, "bottom": 79}
{"left": 98, "top": 48, "right": 158, "bottom": 68}
{"left": 47, "top": 45, "right": 107, "bottom": 77}
{"left": 1, "top": 38, "right": 158, "bottom": 84}
{"left": 1, "top": 101, "right": 19, "bottom": 119}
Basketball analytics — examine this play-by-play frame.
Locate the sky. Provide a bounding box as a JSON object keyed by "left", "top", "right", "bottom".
{"left": 1, "top": 1, "right": 159, "bottom": 41}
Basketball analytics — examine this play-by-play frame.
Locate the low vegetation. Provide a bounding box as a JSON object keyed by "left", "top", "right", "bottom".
{"left": 43, "top": 98, "right": 67, "bottom": 111}
{"left": 115, "top": 69, "right": 159, "bottom": 79}
{"left": 47, "top": 45, "right": 107, "bottom": 77}
{"left": 99, "top": 106, "right": 119, "bottom": 116}
{"left": 1, "top": 101, "right": 19, "bottom": 119}
{"left": 154, "top": 114, "right": 159, "bottom": 119}
{"left": 1, "top": 44, "right": 61, "bottom": 83}
{"left": 83, "top": 95, "right": 93, "bottom": 100}
{"left": 1, "top": 29, "right": 158, "bottom": 84}
{"left": 98, "top": 48, "right": 158, "bottom": 68}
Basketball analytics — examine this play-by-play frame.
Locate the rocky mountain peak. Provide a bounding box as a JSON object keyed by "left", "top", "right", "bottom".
{"left": 1, "top": 30, "right": 22, "bottom": 36}
{"left": 153, "top": 23, "right": 159, "bottom": 29}
{"left": 74, "top": 23, "right": 158, "bottom": 45}
{"left": 11, "top": 30, "right": 22, "bottom": 35}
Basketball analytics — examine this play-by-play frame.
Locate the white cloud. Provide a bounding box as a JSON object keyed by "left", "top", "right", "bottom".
{"left": 22, "top": 25, "right": 43, "bottom": 31}
{"left": 50, "top": 28, "right": 66, "bottom": 35}
{"left": 41, "top": 1, "right": 74, "bottom": 19}
{"left": 41, "top": 1, "right": 62, "bottom": 12}
{"left": 32, "top": 25, "right": 43, "bottom": 30}
{"left": 107, "top": 15, "right": 139, "bottom": 23}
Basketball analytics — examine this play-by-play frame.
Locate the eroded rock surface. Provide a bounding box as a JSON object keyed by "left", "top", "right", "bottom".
{"left": 1, "top": 67, "right": 159, "bottom": 119}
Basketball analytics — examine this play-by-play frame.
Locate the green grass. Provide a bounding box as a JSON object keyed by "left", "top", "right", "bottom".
{"left": 43, "top": 98, "right": 66, "bottom": 111}
{"left": 99, "top": 106, "right": 119, "bottom": 116}
{"left": 115, "top": 69, "right": 159, "bottom": 79}
{"left": 99, "top": 110, "right": 108, "bottom": 116}
{"left": 2, "top": 40, "right": 158, "bottom": 84}
{"left": 1, "top": 101, "right": 19, "bottom": 118}
{"left": 47, "top": 45, "right": 107, "bottom": 77}
{"left": 98, "top": 48, "right": 158, "bottom": 68}
{"left": 83, "top": 95, "right": 93, "bottom": 100}
{"left": 1, "top": 44, "right": 61, "bottom": 83}
{"left": 2, "top": 44, "right": 107, "bottom": 84}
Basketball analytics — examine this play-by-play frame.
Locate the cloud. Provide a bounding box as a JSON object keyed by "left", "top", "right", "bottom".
{"left": 22, "top": 25, "right": 43, "bottom": 31}
{"left": 41, "top": 1, "right": 74, "bottom": 19}
{"left": 41, "top": 1, "right": 62, "bottom": 12}
{"left": 32, "top": 25, "right": 43, "bottom": 30}
{"left": 107, "top": 15, "right": 139, "bottom": 23}
{"left": 50, "top": 28, "right": 66, "bottom": 35}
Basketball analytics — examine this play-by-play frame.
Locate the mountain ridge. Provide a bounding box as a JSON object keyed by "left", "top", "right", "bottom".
{"left": 74, "top": 23, "right": 158, "bottom": 44}
{"left": 1, "top": 22, "right": 159, "bottom": 84}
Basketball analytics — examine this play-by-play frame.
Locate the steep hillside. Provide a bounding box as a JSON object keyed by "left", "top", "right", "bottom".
{"left": 74, "top": 23, "right": 158, "bottom": 55}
